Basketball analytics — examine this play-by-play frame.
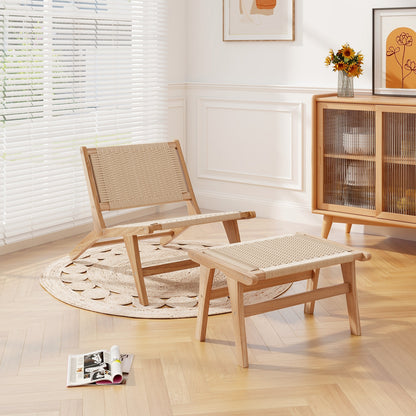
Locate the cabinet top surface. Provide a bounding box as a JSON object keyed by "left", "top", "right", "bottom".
{"left": 314, "top": 93, "right": 416, "bottom": 106}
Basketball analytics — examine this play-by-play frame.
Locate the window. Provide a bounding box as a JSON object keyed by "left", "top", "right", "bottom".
{"left": 0, "top": 0, "right": 168, "bottom": 248}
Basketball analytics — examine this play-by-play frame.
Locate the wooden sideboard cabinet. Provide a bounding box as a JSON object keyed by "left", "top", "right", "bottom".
{"left": 312, "top": 93, "right": 416, "bottom": 238}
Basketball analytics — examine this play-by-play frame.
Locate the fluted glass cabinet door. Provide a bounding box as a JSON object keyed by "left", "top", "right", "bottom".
{"left": 382, "top": 110, "right": 416, "bottom": 219}
{"left": 320, "top": 107, "right": 376, "bottom": 213}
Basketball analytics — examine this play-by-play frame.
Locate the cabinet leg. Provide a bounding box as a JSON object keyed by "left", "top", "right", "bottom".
{"left": 346, "top": 223, "right": 352, "bottom": 234}
{"left": 321, "top": 215, "right": 333, "bottom": 239}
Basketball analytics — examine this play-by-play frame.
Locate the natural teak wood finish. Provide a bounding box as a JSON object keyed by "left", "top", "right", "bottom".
{"left": 70, "top": 140, "right": 255, "bottom": 305}
{"left": 188, "top": 234, "right": 370, "bottom": 368}
{"left": 313, "top": 93, "right": 416, "bottom": 238}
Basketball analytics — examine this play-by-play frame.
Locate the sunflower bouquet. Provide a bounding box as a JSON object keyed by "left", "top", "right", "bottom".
{"left": 325, "top": 44, "right": 363, "bottom": 77}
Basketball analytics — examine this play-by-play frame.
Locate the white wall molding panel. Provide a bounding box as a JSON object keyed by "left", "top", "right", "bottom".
{"left": 184, "top": 83, "right": 324, "bottom": 225}
{"left": 197, "top": 97, "right": 303, "bottom": 191}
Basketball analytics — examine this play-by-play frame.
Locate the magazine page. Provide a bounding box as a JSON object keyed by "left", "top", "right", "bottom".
{"left": 95, "top": 345, "right": 122, "bottom": 385}
{"left": 67, "top": 345, "right": 134, "bottom": 387}
{"left": 67, "top": 348, "right": 113, "bottom": 387}
{"left": 120, "top": 353, "right": 134, "bottom": 374}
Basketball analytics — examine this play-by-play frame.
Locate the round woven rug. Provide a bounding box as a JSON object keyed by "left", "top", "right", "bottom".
{"left": 41, "top": 241, "right": 292, "bottom": 319}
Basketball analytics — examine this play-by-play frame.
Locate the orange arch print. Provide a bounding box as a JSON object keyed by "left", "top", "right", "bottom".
{"left": 386, "top": 27, "right": 416, "bottom": 89}
{"left": 255, "top": 0, "right": 276, "bottom": 9}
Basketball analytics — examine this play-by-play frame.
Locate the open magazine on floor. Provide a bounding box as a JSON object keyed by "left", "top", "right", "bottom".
{"left": 67, "top": 345, "right": 134, "bottom": 387}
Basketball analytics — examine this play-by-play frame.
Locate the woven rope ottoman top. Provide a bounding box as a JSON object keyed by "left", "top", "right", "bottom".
{"left": 194, "top": 233, "right": 369, "bottom": 281}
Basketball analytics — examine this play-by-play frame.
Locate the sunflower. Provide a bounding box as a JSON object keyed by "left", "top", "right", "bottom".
{"left": 341, "top": 45, "right": 355, "bottom": 59}
{"left": 325, "top": 49, "right": 335, "bottom": 66}
{"left": 335, "top": 62, "right": 346, "bottom": 71}
{"left": 325, "top": 43, "right": 363, "bottom": 78}
{"left": 347, "top": 64, "right": 360, "bottom": 77}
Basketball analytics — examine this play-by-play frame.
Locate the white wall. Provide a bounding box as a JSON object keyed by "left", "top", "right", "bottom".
{"left": 167, "top": 0, "right": 416, "bottom": 241}
{"left": 186, "top": 0, "right": 416, "bottom": 88}
{"left": 167, "top": 0, "right": 187, "bottom": 84}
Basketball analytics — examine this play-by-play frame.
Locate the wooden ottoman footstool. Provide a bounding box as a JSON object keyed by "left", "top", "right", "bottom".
{"left": 187, "top": 233, "right": 370, "bottom": 368}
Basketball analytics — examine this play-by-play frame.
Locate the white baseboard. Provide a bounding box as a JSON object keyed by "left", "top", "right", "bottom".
{"left": 196, "top": 190, "right": 321, "bottom": 227}
{"left": 364, "top": 225, "right": 416, "bottom": 241}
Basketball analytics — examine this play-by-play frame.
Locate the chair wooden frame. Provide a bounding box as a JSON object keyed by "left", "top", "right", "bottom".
{"left": 187, "top": 234, "right": 370, "bottom": 367}
{"left": 70, "top": 140, "right": 255, "bottom": 306}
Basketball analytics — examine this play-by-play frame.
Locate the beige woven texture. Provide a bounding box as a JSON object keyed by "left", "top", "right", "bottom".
{"left": 209, "top": 234, "right": 355, "bottom": 278}
{"left": 114, "top": 211, "right": 245, "bottom": 230}
{"left": 145, "top": 211, "right": 245, "bottom": 230}
{"left": 90, "top": 142, "right": 189, "bottom": 210}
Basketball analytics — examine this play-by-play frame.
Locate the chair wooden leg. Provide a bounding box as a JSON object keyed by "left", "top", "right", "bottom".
{"left": 345, "top": 223, "right": 352, "bottom": 234}
{"left": 341, "top": 261, "right": 361, "bottom": 336}
{"left": 69, "top": 231, "right": 101, "bottom": 260}
{"left": 304, "top": 269, "right": 320, "bottom": 314}
{"left": 196, "top": 266, "right": 215, "bottom": 342}
{"left": 321, "top": 215, "right": 333, "bottom": 239}
{"left": 159, "top": 227, "right": 187, "bottom": 245}
{"left": 227, "top": 278, "right": 248, "bottom": 368}
{"left": 124, "top": 235, "right": 149, "bottom": 306}
{"left": 223, "top": 219, "right": 241, "bottom": 243}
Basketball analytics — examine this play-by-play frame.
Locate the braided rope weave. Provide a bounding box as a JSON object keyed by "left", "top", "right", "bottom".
{"left": 113, "top": 211, "right": 246, "bottom": 231}
{"left": 90, "top": 142, "right": 189, "bottom": 210}
{"left": 208, "top": 234, "right": 355, "bottom": 278}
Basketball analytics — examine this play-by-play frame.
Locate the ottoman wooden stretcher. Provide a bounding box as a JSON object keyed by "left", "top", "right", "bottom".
{"left": 187, "top": 233, "right": 370, "bottom": 368}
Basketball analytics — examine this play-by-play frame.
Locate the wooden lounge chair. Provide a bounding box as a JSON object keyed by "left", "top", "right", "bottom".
{"left": 70, "top": 140, "right": 256, "bottom": 305}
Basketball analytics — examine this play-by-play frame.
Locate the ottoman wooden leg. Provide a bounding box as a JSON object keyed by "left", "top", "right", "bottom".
{"left": 196, "top": 266, "right": 215, "bottom": 341}
{"left": 304, "top": 269, "right": 320, "bottom": 314}
{"left": 341, "top": 261, "right": 361, "bottom": 336}
{"left": 227, "top": 277, "right": 248, "bottom": 368}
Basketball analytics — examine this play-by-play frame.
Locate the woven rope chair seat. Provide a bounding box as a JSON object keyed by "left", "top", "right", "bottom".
{"left": 115, "top": 211, "right": 245, "bottom": 232}
{"left": 208, "top": 234, "right": 355, "bottom": 278}
{"left": 91, "top": 142, "right": 189, "bottom": 210}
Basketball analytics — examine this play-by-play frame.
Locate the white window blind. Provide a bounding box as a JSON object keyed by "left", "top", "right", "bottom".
{"left": 0, "top": 0, "right": 168, "bottom": 248}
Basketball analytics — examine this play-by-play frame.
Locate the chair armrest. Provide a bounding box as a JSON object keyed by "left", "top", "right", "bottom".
{"left": 148, "top": 211, "right": 256, "bottom": 232}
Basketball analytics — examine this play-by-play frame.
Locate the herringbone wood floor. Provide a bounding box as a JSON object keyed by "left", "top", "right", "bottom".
{"left": 1, "top": 213, "right": 416, "bottom": 416}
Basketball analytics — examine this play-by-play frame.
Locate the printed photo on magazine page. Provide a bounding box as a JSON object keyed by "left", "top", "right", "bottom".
{"left": 67, "top": 345, "right": 133, "bottom": 387}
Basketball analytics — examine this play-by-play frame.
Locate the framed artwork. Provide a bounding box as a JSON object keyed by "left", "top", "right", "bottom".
{"left": 223, "top": 0, "right": 294, "bottom": 41}
{"left": 373, "top": 7, "right": 416, "bottom": 96}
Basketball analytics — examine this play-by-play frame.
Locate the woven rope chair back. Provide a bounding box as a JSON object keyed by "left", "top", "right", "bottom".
{"left": 89, "top": 142, "right": 190, "bottom": 210}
